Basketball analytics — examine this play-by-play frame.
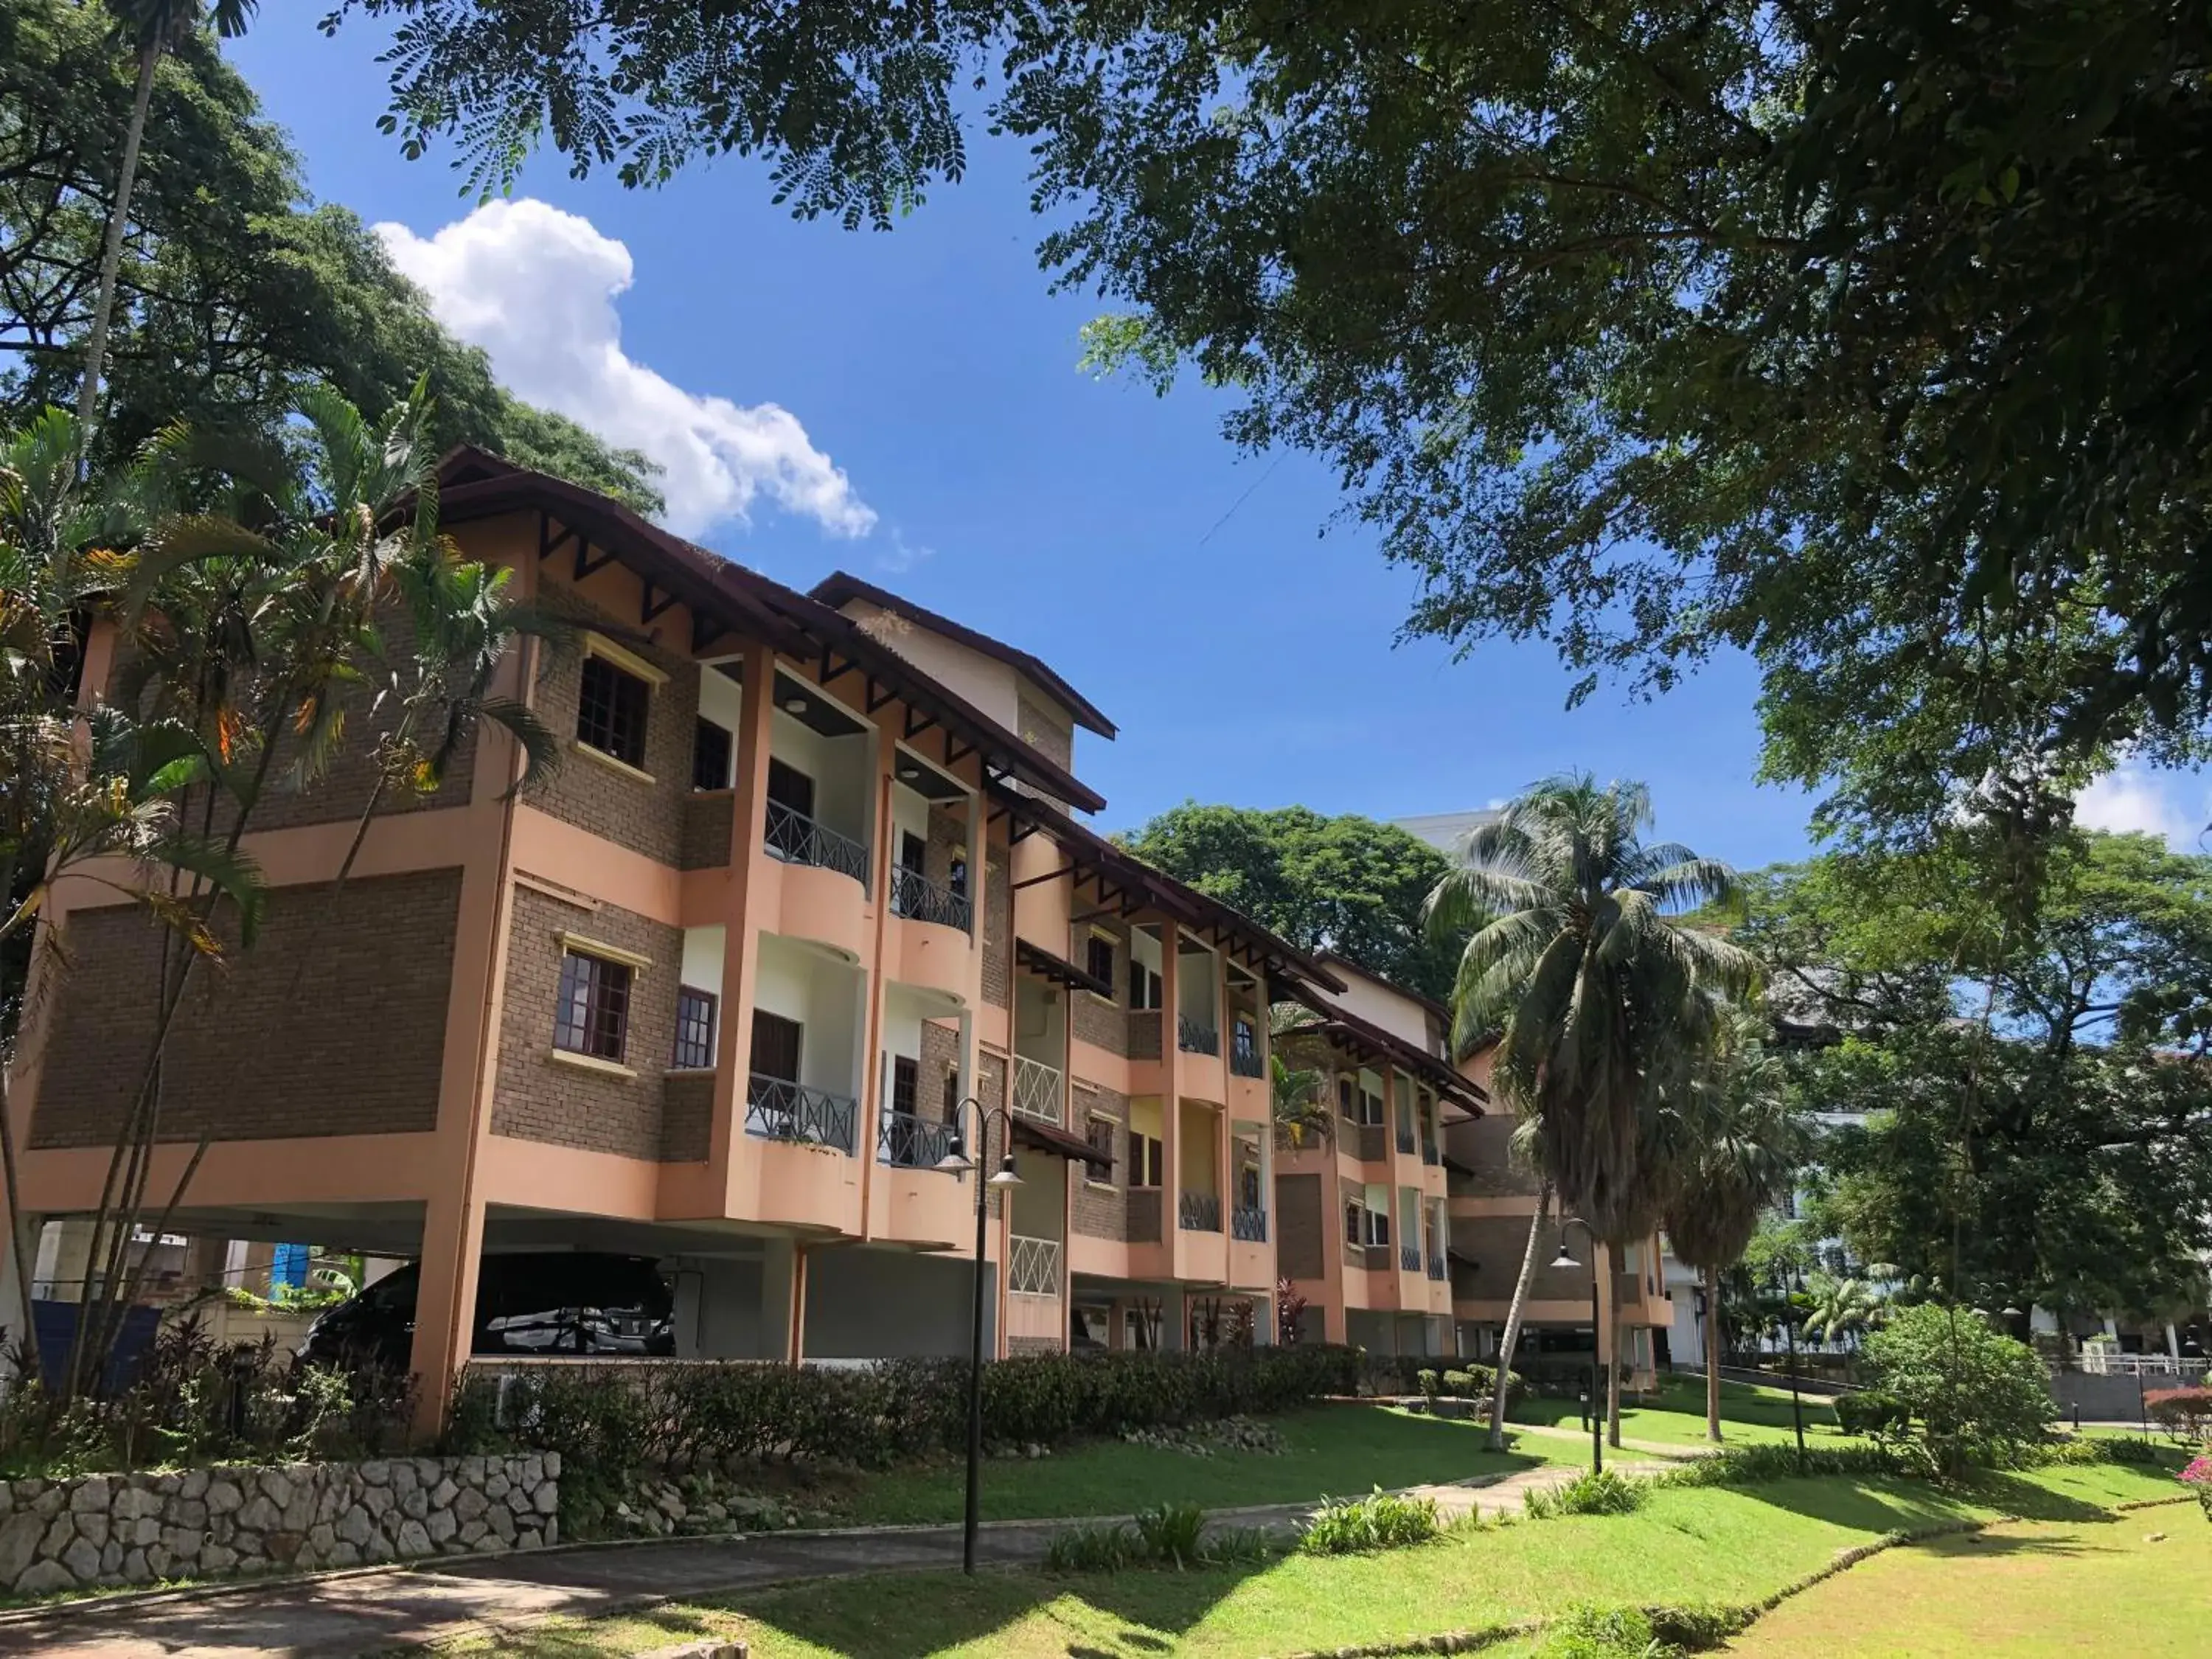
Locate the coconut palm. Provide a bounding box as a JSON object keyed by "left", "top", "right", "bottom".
{"left": 76, "top": 0, "right": 260, "bottom": 448}
{"left": 1663, "top": 1007, "right": 1811, "bottom": 1441}
{"left": 1427, "top": 774, "right": 1755, "bottom": 1444}
{"left": 1805, "top": 1276, "right": 1883, "bottom": 1351}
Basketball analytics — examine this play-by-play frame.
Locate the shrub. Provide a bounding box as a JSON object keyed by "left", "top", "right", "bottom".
{"left": 1047, "top": 1504, "right": 1276, "bottom": 1571}
{"left": 1298, "top": 1487, "right": 1441, "bottom": 1554}
{"left": 2144, "top": 1387, "right": 2212, "bottom": 1441}
{"left": 2181, "top": 1453, "right": 2212, "bottom": 1523}
{"left": 2096, "top": 1434, "right": 2164, "bottom": 1466}
{"left": 1655, "top": 1443, "right": 1903, "bottom": 1487}
{"left": 1832, "top": 1388, "right": 1910, "bottom": 1437}
{"left": 1533, "top": 1604, "right": 1680, "bottom": 1658}
{"left": 1524, "top": 1468, "right": 1647, "bottom": 1518}
{"left": 1133, "top": 1500, "right": 1210, "bottom": 1568}
{"left": 1441, "top": 1368, "right": 1475, "bottom": 1397}
{"left": 1862, "top": 1305, "right": 2055, "bottom": 1477}
{"left": 1045, "top": 1520, "right": 1141, "bottom": 1572}
{"left": 1417, "top": 1368, "right": 1441, "bottom": 1400}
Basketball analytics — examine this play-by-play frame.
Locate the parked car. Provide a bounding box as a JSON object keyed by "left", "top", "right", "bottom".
{"left": 298, "top": 1251, "right": 675, "bottom": 1368}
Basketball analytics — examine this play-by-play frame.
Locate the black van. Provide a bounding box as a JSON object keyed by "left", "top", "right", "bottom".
{"left": 299, "top": 1252, "right": 675, "bottom": 1368}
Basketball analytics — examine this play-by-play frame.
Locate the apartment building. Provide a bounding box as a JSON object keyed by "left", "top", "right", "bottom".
{"left": 5, "top": 450, "right": 1338, "bottom": 1428}
{"left": 1445, "top": 1049, "right": 1674, "bottom": 1385}
{"left": 1272, "top": 958, "right": 1482, "bottom": 1358}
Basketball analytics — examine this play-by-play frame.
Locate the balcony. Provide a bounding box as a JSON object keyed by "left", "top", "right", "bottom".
{"left": 1421, "top": 1141, "right": 1440, "bottom": 1166}
{"left": 1395, "top": 1127, "right": 1416, "bottom": 1156}
{"left": 1012, "top": 1055, "right": 1063, "bottom": 1124}
{"left": 878, "top": 1110, "right": 957, "bottom": 1170}
{"left": 745, "top": 1074, "right": 857, "bottom": 1153}
{"left": 1178, "top": 1189, "right": 1222, "bottom": 1232}
{"left": 1231, "top": 1205, "right": 1267, "bottom": 1242}
{"left": 1176, "top": 1015, "right": 1219, "bottom": 1056}
{"left": 891, "top": 865, "right": 972, "bottom": 932}
{"left": 1008, "top": 1234, "right": 1061, "bottom": 1295}
{"left": 1399, "top": 1244, "right": 1422, "bottom": 1273}
{"left": 1426, "top": 1252, "right": 1446, "bottom": 1281}
{"left": 1228, "top": 1021, "right": 1264, "bottom": 1079}
{"left": 764, "top": 801, "right": 869, "bottom": 888}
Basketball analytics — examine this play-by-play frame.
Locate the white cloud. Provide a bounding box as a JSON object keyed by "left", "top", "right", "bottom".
{"left": 875, "top": 529, "right": 933, "bottom": 576}
{"left": 2075, "top": 764, "right": 2211, "bottom": 850}
{"left": 376, "top": 199, "right": 876, "bottom": 541}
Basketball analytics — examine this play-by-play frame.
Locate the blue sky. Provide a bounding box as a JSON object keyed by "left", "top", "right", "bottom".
{"left": 234, "top": 17, "right": 1860, "bottom": 870}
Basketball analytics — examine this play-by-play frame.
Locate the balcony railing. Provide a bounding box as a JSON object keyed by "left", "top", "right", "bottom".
{"left": 745, "top": 1074, "right": 857, "bottom": 1153}
{"left": 1395, "top": 1127, "right": 1416, "bottom": 1156}
{"left": 1012, "top": 1054, "right": 1062, "bottom": 1124}
{"left": 1228, "top": 1022, "right": 1264, "bottom": 1078}
{"left": 1399, "top": 1244, "right": 1422, "bottom": 1273}
{"left": 878, "top": 1110, "right": 957, "bottom": 1170}
{"left": 1008, "top": 1234, "right": 1060, "bottom": 1295}
{"left": 763, "top": 801, "right": 870, "bottom": 888}
{"left": 1421, "top": 1141, "right": 1440, "bottom": 1166}
{"left": 1178, "top": 1189, "right": 1222, "bottom": 1232}
{"left": 1425, "top": 1252, "right": 1446, "bottom": 1281}
{"left": 1231, "top": 1205, "right": 1267, "bottom": 1242}
{"left": 1177, "top": 1015, "right": 1220, "bottom": 1056}
{"left": 890, "top": 864, "right": 973, "bottom": 931}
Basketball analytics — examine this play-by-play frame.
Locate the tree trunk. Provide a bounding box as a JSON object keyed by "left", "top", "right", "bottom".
{"left": 1486, "top": 1183, "right": 1549, "bottom": 1451}
{"left": 1704, "top": 1264, "right": 1723, "bottom": 1442}
{"left": 1602, "top": 1241, "right": 1623, "bottom": 1449}
{"left": 75, "top": 39, "right": 161, "bottom": 448}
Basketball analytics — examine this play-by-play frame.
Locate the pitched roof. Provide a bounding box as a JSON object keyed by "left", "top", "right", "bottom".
{"left": 810, "top": 571, "right": 1117, "bottom": 738}
{"left": 1276, "top": 1001, "right": 1489, "bottom": 1113}
{"left": 985, "top": 782, "right": 1345, "bottom": 998}
{"left": 428, "top": 448, "right": 1105, "bottom": 813}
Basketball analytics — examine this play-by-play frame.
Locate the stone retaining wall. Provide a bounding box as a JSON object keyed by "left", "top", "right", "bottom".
{"left": 0, "top": 1452, "right": 560, "bottom": 1599}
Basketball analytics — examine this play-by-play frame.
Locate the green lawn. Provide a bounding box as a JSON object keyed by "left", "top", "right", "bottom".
{"left": 823, "top": 1403, "right": 1585, "bottom": 1526}
{"left": 1512, "top": 1374, "right": 1871, "bottom": 1452}
{"left": 437, "top": 1456, "right": 2191, "bottom": 1658}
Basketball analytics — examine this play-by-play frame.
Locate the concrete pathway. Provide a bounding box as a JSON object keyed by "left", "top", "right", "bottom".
{"left": 0, "top": 1462, "right": 1672, "bottom": 1658}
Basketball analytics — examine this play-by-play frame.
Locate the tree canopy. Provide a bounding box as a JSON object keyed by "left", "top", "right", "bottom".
{"left": 326, "top": 1, "right": 2212, "bottom": 841}
{"left": 1118, "top": 801, "right": 1463, "bottom": 1001}
{"left": 0, "top": 0, "right": 661, "bottom": 504}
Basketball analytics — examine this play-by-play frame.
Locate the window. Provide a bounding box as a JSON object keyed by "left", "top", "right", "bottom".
{"left": 749, "top": 1010, "right": 801, "bottom": 1082}
{"left": 949, "top": 855, "right": 969, "bottom": 900}
{"left": 1337, "top": 1077, "right": 1354, "bottom": 1118}
{"left": 577, "top": 655, "right": 650, "bottom": 769}
{"left": 891, "top": 1055, "right": 919, "bottom": 1118}
{"left": 1238, "top": 1162, "right": 1262, "bottom": 1209}
{"left": 1368, "top": 1208, "right": 1391, "bottom": 1248}
{"left": 1127, "top": 957, "right": 1164, "bottom": 1010}
{"left": 672, "top": 986, "right": 717, "bottom": 1069}
{"left": 1360, "top": 1086, "right": 1385, "bottom": 1126}
{"left": 1085, "top": 1115, "right": 1118, "bottom": 1178}
{"left": 1344, "top": 1200, "right": 1363, "bottom": 1245}
{"left": 1128, "top": 1129, "right": 1164, "bottom": 1188}
{"left": 692, "top": 718, "right": 733, "bottom": 791}
{"left": 1085, "top": 934, "right": 1115, "bottom": 990}
{"left": 554, "top": 950, "right": 632, "bottom": 1062}
{"left": 945, "top": 1065, "right": 960, "bottom": 1115}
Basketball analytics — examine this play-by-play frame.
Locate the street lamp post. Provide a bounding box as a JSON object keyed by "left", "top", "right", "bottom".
{"left": 1776, "top": 1264, "right": 1806, "bottom": 1473}
{"left": 1551, "top": 1218, "right": 1602, "bottom": 1475}
{"left": 936, "top": 1096, "right": 1024, "bottom": 1576}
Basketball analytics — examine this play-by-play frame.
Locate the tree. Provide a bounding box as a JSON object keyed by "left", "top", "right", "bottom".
{"left": 335, "top": 2, "right": 2212, "bottom": 844}
{"left": 0, "top": 0, "right": 661, "bottom": 508}
{"left": 1863, "top": 1304, "right": 2056, "bottom": 1478}
{"left": 1427, "top": 774, "right": 1753, "bottom": 1443}
{"left": 1661, "top": 1009, "right": 1809, "bottom": 1442}
{"left": 1120, "top": 802, "right": 1466, "bottom": 1000}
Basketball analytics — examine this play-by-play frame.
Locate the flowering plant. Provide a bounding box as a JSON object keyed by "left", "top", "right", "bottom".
{"left": 2181, "top": 1453, "right": 2212, "bottom": 1520}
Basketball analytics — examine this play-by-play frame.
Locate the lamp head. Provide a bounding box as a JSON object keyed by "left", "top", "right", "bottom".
{"left": 1549, "top": 1248, "right": 1579, "bottom": 1271}
{"left": 936, "top": 1134, "right": 974, "bottom": 1174}
{"left": 987, "top": 1154, "right": 1023, "bottom": 1189}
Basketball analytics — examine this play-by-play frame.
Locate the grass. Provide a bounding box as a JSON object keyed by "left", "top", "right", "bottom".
{"left": 1511, "top": 1374, "right": 1874, "bottom": 1453}
{"left": 1724, "top": 1511, "right": 2208, "bottom": 1656}
{"left": 428, "top": 1458, "right": 2193, "bottom": 1658}
{"left": 819, "top": 1402, "right": 1584, "bottom": 1525}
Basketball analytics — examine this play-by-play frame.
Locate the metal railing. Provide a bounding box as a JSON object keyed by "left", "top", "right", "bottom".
{"left": 1178, "top": 1189, "right": 1222, "bottom": 1232}
{"left": 1425, "top": 1252, "right": 1446, "bottom": 1281}
{"left": 763, "top": 801, "right": 870, "bottom": 888}
{"left": 1395, "top": 1127, "right": 1416, "bottom": 1155}
{"left": 1228, "top": 1022, "right": 1264, "bottom": 1077}
{"left": 890, "top": 864, "right": 973, "bottom": 931}
{"left": 1399, "top": 1244, "right": 1422, "bottom": 1273}
{"left": 1012, "top": 1054, "right": 1063, "bottom": 1124}
{"left": 745, "top": 1074, "right": 858, "bottom": 1153}
{"left": 1177, "top": 1015, "right": 1219, "bottom": 1055}
{"left": 2077, "top": 1351, "right": 2211, "bottom": 1378}
{"left": 1008, "top": 1235, "right": 1061, "bottom": 1295}
{"left": 1231, "top": 1205, "right": 1267, "bottom": 1242}
{"left": 877, "top": 1110, "right": 957, "bottom": 1170}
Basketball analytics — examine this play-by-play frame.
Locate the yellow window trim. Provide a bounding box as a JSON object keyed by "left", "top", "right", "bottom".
{"left": 584, "top": 631, "right": 669, "bottom": 686}
{"left": 557, "top": 931, "right": 653, "bottom": 973}
{"left": 548, "top": 1047, "right": 637, "bottom": 1080}
{"left": 571, "top": 736, "right": 658, "bottom": 785}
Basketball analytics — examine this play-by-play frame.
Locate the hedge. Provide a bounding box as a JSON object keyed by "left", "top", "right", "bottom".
{"left": 449, "top": 1344, "right": 1360, "bottom": 1475}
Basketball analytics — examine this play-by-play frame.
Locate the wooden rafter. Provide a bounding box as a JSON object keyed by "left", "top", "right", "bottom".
{"left": 574, "top": 539, "right": 617, "bottom": 582}
{"left": 538, "top": 516, "right": 578, "bottom": 562}
{"left": 692, "top": 613, "right": 728, "bottom": 654}
{"left": 641, "top": 581, "right": 680, "bottom": 625}
{"left": 866, "top": 679, "right": 897, "bottom": 715}
{"left": 903, "top": 706, "right": 939, "bottom": 741}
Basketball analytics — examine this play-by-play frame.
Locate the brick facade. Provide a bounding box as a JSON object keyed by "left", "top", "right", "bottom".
{"left": 1068, "top": 919, "right": 1128, "bottom": 1055}
{"left": 919, "top": 1020, "right": 961, "bottom": 1123}
{"left": 493, "top": 883, "right": 684, "bottom": 1160}
{"left": 32, "top": 869, "right": 462, "bottom": 1148}
{"left": 981, "top": 853, "right": 1010, "bottom": 1009}
{"left": 660, "top": 1071, "right": 714, "bottom": 1163}
{"left": 924, "top": 804, "right": 967, "bottom": 891}
{"left": 1015, "top": 692, "right": 1074, "bottom": 772}
{"left": 1128, "top": 1009, "right": 1162, "bottom": 1062}
{"left": 1070, "top": 1081, "right": 1127, "bottom": 1240}
{"left": 1126, "top": 1186, "right": 1162, "bottom": 1243}
{"left": 1450, "top": 1214, "right": 1590, "bottom": 1304}
{"left": 1275, "top": 1172, "right": 1325, "bottom": 1281}
{"left": 679, "top": 791, "right": 734, "bottom": 871}
{"left": 1450, "top": 1116, "right": 1540, "bottom": 1197}
{"left": 528, "top": 597, "right": 698, "bottom": 866}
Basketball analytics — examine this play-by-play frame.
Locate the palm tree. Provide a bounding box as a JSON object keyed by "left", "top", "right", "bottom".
{"left": 1269, "top": 1008, "right": 1330, "bottom": 1147}
{"left": 75, "top": 0, "right": 260, "bottom": 448}
{"left": 1427, "top": 774, "right": 1754, "bottom": 1445}
{"left": 1805, "top": 1276, "right": 1882, "bottom": 1352}
{"left": 1663, "top": 1008, "right": 1810, "bottom": 1439}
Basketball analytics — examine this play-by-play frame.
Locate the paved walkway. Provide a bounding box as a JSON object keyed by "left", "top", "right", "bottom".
{"left": 0, "top": 1461, "right": 1669, "bottom": 1658}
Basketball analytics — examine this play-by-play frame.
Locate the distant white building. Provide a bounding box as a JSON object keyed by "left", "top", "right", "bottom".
{"left": 1393, "top": 809, "right": 1502, "bottom": 853}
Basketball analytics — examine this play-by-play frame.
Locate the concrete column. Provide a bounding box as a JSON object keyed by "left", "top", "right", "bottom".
{"left": 758, "top": 1236, "right": 796, "bottom": 1360}
{"left": 713, "top": 640, "right": 777, "bottom": 1211}
{"left": 408, "top": 1187, "right": 487, "bottom": 1430}
{"left": 788, "top": 1242, "right": 810, "bottom": 1363}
